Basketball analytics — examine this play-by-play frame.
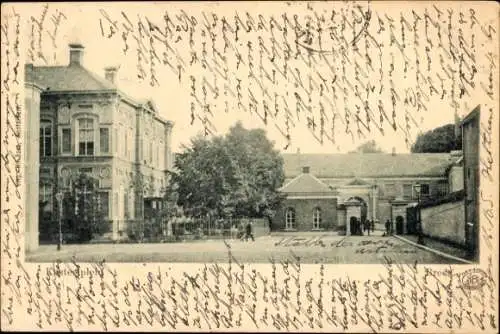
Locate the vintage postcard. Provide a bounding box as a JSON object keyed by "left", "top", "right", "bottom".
{"left": 1, "top": 1, "right": 498, "bottom": 332}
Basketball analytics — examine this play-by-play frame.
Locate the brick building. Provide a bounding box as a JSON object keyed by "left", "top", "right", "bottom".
{"left": 26, "top": 43, "right": 174, "bottom": 245}
{"left": 275, "top": 150, "right": 462, "bottom": 234}
{"left": 275, "top": 167, "right": 338, "bottom": 231}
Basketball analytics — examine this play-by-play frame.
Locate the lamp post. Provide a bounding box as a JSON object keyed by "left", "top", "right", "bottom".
{"left": 413, "top": 183, "right": 425, "bottom": 245}
{"left": 55, "top": 192, "right": 64, "bottom": 251}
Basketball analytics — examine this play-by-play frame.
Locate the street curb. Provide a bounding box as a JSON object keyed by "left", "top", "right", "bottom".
{"left": 393, "top": 235, "right": 474, "bottom": 264}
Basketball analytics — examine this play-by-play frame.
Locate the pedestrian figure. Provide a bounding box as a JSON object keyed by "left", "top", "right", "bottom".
{"left": 385, "top": 219, "right": 391, "bottom": 236}
{"left": 366, "top": 220, "right": 371, "bottom": 236}
{"left": 238, "top": 222, "right": 245, "bottom": 241}
{"left": 245, "top": 221, "right": 255, "bottom": 242}
{"left": 371, "top": 220, "right": 375, "bottom": 233}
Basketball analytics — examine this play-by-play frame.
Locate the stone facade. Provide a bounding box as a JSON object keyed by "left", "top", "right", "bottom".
{"left": 25, "top": 82, "right": 44, "bottom": 252}
{"left": 31, "top": 44, "right": 174, "bottom": 242}
{"left": 421, "top": 199, "right": 465, "bottom": 246}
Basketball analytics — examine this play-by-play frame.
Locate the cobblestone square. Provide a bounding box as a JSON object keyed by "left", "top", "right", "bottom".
{"left": 27, "top": 233, "right": 464, "bottom": 264}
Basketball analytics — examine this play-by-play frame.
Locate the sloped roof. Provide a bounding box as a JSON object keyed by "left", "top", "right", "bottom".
{"left": 283, "top": 153, "right": 454, "bottom": 178}
{"left": 25, "top": 64, "right": 116, "bottom": 92}
{"left": 279, "top": 172, "right": 335, "bottom": 193}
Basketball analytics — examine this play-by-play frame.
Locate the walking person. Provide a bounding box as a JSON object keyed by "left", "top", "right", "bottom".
{"left": 238, "top": 222, "right": 245, "bottom": 241}
{"left": 366, "top": 220, "right": 371, "bottom": 236}
{"left": 245, "top": 220, "right": 255, "bottom": 242}
{"left": 384, "top": 219, "right": 391, "bottom": 236}
{"left": 371, "top": 220, "right": 375, "bottom": 233}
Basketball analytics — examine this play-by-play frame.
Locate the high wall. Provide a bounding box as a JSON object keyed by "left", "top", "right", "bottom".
{"left": 448, "top": 166, "right": 464, "bottom": 193}
{"left": 421, "top": 199, "right": 466, "bottom": 246}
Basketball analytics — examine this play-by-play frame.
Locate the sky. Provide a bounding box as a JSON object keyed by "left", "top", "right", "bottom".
{"left": 19, "top": 2, "right": 475, "bottom": 155}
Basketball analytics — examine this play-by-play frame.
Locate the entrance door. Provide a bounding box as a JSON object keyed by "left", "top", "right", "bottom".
{"left": 349, "top": 216, "right": 358, "bottom": 235}
{"left": 395, "top": 216, "right": 404, "bottom": 234}
{"left": 406, "top": 207, "right": 417, "bottom": 234}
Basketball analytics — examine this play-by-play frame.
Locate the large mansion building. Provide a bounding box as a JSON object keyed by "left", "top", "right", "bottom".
{"left": 25, "top": 43, "right": 174, "bottom": 248}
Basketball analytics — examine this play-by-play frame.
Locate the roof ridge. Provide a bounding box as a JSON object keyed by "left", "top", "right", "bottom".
{"left": 278, "top": 173, "right": 303, "bottom": 191}
{"left": 309, "top": 173, "right": 334, "bottom": 190}
{"left": 280, "top": 172, "right": 335, "bottom": 194}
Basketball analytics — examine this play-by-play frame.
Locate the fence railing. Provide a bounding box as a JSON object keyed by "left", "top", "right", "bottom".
{"left": 124, "top": 217, "right": 269, "bottom": 242}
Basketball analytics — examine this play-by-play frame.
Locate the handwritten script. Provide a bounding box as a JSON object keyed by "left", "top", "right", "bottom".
{"left": 1, "top": 1, "right": 499, "bottom": 332}
{"left": 94, "top": 1, "right": 498, "bottom": 150}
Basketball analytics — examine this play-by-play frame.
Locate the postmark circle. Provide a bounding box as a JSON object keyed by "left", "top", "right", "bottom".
{"left": 460, "top": 268, "right": 487, "bottom": 290}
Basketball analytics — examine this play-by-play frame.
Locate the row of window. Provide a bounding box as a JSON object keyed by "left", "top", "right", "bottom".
{"left": 41, "top": 119, "right": 109, "bottom": 157}
{"left": 285, "top": 207, "right": 322, "bottom": 229}
{"left": 41, "top": 119, "right": 166, "bottom": 169}
{"left": 384, "top": 183, "right": 447, "bottom": 199}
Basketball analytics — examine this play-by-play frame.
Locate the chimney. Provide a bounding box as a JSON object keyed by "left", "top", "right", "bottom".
{"left": 302, "top": 166, "right": 310, "bottom": 174}
{"left": 104, "top": 66, "right": 118, "bottom": 84}
{"left": 69, "top": 43, "right": 84, "bottom": 66}
{"left": 392, "top": 147, "right": 396, "bottom": 156}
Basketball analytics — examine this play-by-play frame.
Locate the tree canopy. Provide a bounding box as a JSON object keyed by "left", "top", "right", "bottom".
{"left": 63, "top": 173, "right": 110, "bottom": 241}
{"left": 411, "top": 124, "right": 462, "bottom": 153}
{"left": 39, "top": 173, "right": 109, "bottom": 243}
{"left": 168, "top": 122, "right": 285, "bottom": 219}
{"left": 350, "top": 140, "right": 384, "bottom": 153}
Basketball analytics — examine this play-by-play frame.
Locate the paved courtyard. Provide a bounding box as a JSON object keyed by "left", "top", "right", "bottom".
{"left": 27, "top": 233, "right": 464, "bottom": 264}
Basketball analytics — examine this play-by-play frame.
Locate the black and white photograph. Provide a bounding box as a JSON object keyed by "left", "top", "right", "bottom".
{"left": 2, "top": 1, "right": 499, "bottom": 332}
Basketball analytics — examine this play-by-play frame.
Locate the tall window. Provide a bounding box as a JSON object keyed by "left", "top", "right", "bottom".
{"left": 78, "top": 118, "right": 94, "bottom": 156}
{"left": 421, "top": 184, "right": 430, "bottom": 197}
{"left": 100, "top": 128, "right": 109, "bottom": 154}
{"left": 40, "top": 121, "right": 52, "bottom": 157}
{"left": 403, "top": 184, "right": 413, "bottom": 199}
{"left": 285, "top": 208, "right": 296, "bottom": 229}
{"left": 313, "top": 207, "right": 322, "bottom": 229}
{"left": 436, "top": 181, "right": 448, "bottom": 197}
{"left": 61, "top": 128, "right": 72, "bottom": 154}
{"left": 123, "top": 191, "right": 129, "bottom": 218}
{"left": 40, "top": 184, "right": 53, "bottom": 211}
{"left": 99, "top": 192, "right": 109, "bottom": 220}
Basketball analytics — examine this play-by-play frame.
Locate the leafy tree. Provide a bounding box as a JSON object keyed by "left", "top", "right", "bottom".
{"left": 61, "top": 173, "right": 110, "bottom": 242}
{"left": 169, "top": 122, "right": 285, "bottom": 223}
{"left": 350, "top": 140, "right": 384, "bottom": 153}
{"left": 411, "top": 124, "right": 462, "bottom": 153}
{"left": 39, "top": 199, "right": 56, "bottom": 242}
